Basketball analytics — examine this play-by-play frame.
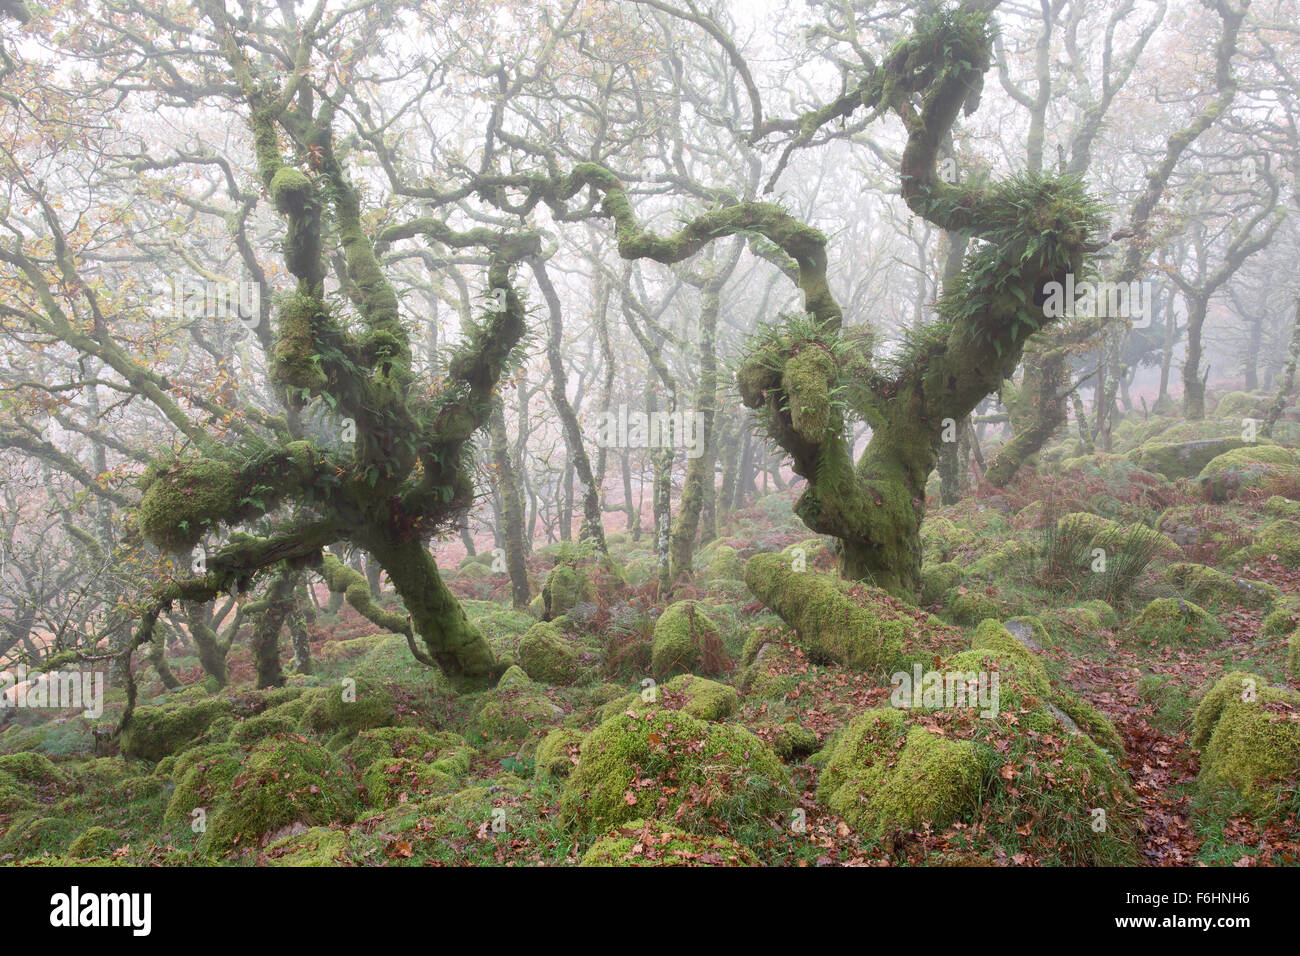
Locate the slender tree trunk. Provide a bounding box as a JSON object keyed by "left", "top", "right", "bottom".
{"left": 1183, "top": 297, "right": 1209, "bottom": 420}
{"left": 490, "top": 395, "right": 531, "bottom": 608}
{"left": 1264, "top": 297, "right": 1300, "bottom": 438}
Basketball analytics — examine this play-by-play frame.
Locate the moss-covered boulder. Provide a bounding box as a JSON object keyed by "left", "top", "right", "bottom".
{"left": 0, "top": 752, "right": 64, "bottom": 786}
{"left": 1130, "top": 598, "right": 1227, "bottom": 645}
{"left": 946, "top": 589, "right": 1010, "bottom": 626}
{"left": 205, "top": 736, "right": 360, "bottom": 853}
{"left": 1262, "top": 596, "right": 1300, "bottom": 638}
{"left": 1166, "top": 563, "right": 1278, "bottom": 609}
{"left": 818, "top": 708, "right": 988, "bottom": 837}
{"left": 702, "top": 544, "right": 745, "bottom": 582}
{"left": 920, "top": 516, "right": 977, "bottom": 563}
{"left": 162, "top": 742, "right": 243, "bottom": 830}
{"left": 534, "top": 728, "right": 585, "bottom": 780}
{"left": 579, "top": 818, "right": 757, "bottom": 866}
{"left": 66, "top": 826, "right": 118, "bottom": 860}
{"left": 763, "top": 722, "right": 820, "bottom": 761}
{"left": 517, "top": 622, "right": 580, "bottom": 685}
{"left": 744, "top": 554, "right": 906, "bottom": 670}
{"left": 559, "top": 709, "right": 789, "bottom": 836}
{"left": 263, "top": 825, "right": 350, "bottom": 866}
{"left": 342, "top": 727, "right": 471, "bottom": 807}
{"left": 1213, "top": 390, "right": 1267, "bottom": 419}
{"left": 661, "top": 674, "right": 740, "bottom": 721}
{"left": 920, "top": 562, "right": 964, "bottom": 605}
{"left": 597, "top": 673, "right": 741, "bottom": 723}
{"left": 1198, "top": 445, "right": 1299, "bottom": 502}
{"left": 737, "top": 640, "right": 811, "bottom": 700}
{"left": 1191, "top": 671, "right": 1300, "bottom": 817}
{"left": 472, "top": 667, "right": 563, "bottom": 742}
{"left": 299, "top": 679, "right": 397, "bottom": 735}
{"left": 542, "top": 564, "right": 589, "bottom": 619}
{"left": 121, "top": 697, "right": 234, "bottom": 762}
{"left": 1129, "top": 438, "right": 1246, "bottom": 480}
{"left": 650, "top": 600, "right": 726, "bottom": 677}
{"left": 1236, "top": 518, "right": 1300, "bottom": 565}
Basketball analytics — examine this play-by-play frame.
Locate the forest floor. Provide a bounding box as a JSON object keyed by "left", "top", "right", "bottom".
{"left": 1, "top": 397, "right": 1298, "bottom": 866}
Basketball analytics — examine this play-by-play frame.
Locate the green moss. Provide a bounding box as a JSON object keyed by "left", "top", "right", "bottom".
{"left": 163, "top": 742, "right": 243, "bottom": 829}
{"left": 920, "top": 517, "right": 977, "bottom": 563}
{"left": 542, "top": 564, "right": 589, "bottom": 619}
{"left": 473, "top": 669, "right": 562, "bottom": 742}
{"left": 1213, "top": 391, "right": 1265, "bottom": 419}
{"left": 300, "top": 679, "right": 396, "bottom": 736}
{"left": 67, "top": 826, "right": 117, "bottom": 860}
{"left": 702, "top": 544, "right": 745, "bottom": 582}
{"left": 1075, "top": 599, "right": 1119, "bottom": 629}
{"left": 344, "top": 728, "right": 469, "bottom": 806}
{"left": 205, "top": 736, "right": 360, "bottom": 853}
{"left": 1198, "top": 445, "right": 1299, "bottom": 502}
{"left": 228, "top": 711, "right": 299, "bottom": 745}
{"left": 1130, "top": 598, "right": 1227, "bottom": 645}
{"left": 273, "top": 291, "right": 329, "bottom": 391}
{"left": 360, "top": 757, "right": 456, "bottom": 807}
{"left": 559, "top": 709, "right": 789, "bottom": 836}
{"left": 579, "top": 818, "right": 757, "bottom": 866}
{"left": 966, "top": 539, "right": 1037, "bottom": 577}
{"left": 1166, "top": 563, "right": 1278, "bottom": 609}
{"left": 1192, "top": 671, "right": 1300, "bottom": 817}
{"left": 818, "top": 709, "right": 988, "bottom": 836}
{"left": 342, "top": 727, "right": 463, "bottom": 771}
{"left": 122, "top": 697, "right": 234, "bottom": 762}
{"left": 764, "top": 722, "right": 820, "bottom": 761}
{"left": 970, "top": 619, "right": 1047, "bottom": 682}
{"left": 651, "top": 600, "right": 725, "bottom": 677}
{"left": 946, "top": 589, "right": 1009, "bottom": 626}
{"left": 1136, "top": 673, "right": 1195, "bottom": 736}
{"left": 1053, "top": 686, "right": 1126, "bottom": 761}
{"left": 1238, "top": 519, "right": 1300, "bottom": 565}
{"left": 0, "top": 771, "right": 34, "bottom": 814}
{"left": 920, "top": 562, "right": 964, "bottom": 604}
{"left": 534, "top": 728, "right": 585, "bottom": 780}
{"left": 744, "top": 554, "right": 905, "bottom": 669}
{"left": 0, "top": 815, "right": 78, "bottom": 857}
{"left": 1005, "top": 615, "right": 1051, "bottom": 647}
{"left": 518, "top": 622, "right": 579, "bottom": 685}
{"left": 1128, "top": 438, "right": 1246, "bottom": 480}
{"left": 0, "top": 752, "right": 64, "bottom": 785}
{"left": 136, "top": 457, "right": 242, "bottom": 552}
{"left": 269, "top": 166, "right": 312, "bottom": 215}
{"left": 661, "top": 674, "right": 740, "bottom": 721}
{"left": 1262, "top": 496, "right": 1300, "bottom": 519}
{"left": 264, "top": 825, "right": 350, "bottom": 866}
{"left": 1290, "top": 630, "right": 1300, "bottom": 682}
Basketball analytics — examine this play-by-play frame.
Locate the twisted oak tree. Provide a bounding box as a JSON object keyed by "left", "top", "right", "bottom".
{"left": 118, "top": 3, "right": 540, "bottom": 717}
{"left": 474, "top": 4, "right": 1104, "bottom": 599}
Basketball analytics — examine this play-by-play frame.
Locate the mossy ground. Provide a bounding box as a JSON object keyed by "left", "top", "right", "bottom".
{"left": 5, "top": 412, "right": 1299, "bottom": 866}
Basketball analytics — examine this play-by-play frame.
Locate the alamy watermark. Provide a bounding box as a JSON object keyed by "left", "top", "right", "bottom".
{"left": 593, "top": 404, "right": 705, "bottom": 459}
{"left": 890, "top": 663, "right": 1000, "bottom": 719}
{"left": 149, "top": 275, "right": 262, "bottom": 329}
{"left": 1042, "top": 275, "right": 1153, "bottom": 328}
{"left": 0, "top": 665, "right": 104, "bottom": 719}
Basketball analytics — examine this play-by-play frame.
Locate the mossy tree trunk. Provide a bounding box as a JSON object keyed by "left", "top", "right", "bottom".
{"left": 670, "top": 253, "right": 735, "bottom": 583}
{"left": 518, "top": 6, "right": 1108, "bottom": 601}
{"left": 246, "top": 566, "right": 299, "bottom": 689}
{"left": 120, "top": 6, "right": 542, "bottom": 696}
{"left": 490, "top": 394, "right": 531, "bottom": 609}
{"left": 1264, "top": 296, "right": 1300, "bottom": 439}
